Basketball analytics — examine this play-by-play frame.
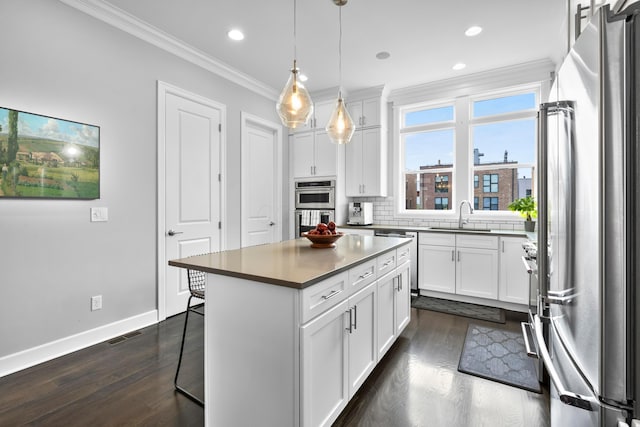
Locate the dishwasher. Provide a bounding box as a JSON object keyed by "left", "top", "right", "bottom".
{"left": 374, "top": 229, "right": 418, "bottom": 294}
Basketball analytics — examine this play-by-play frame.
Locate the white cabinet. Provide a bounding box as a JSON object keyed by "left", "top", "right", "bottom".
{"left": 418, "top": 233, "right": 456, "bottom": 293}
{"left": 347, "top": 97, "right": 382, "bottom": 128}
{"left": 376, "top": 244, "right": 411, "bottom": 360}
{"left": 291, "top": 130, "right": 338, "bottom": 178}
{"left": 498, "top": 236, "right": 529, "bottom": 304}
{"left": 376, "top": 269, "right": 396, "bottom": 359}
{"left": 395, "top": 261, "right": 411, "bottom": 335}
{"left": 418, "top": 232, "right": 498, "bottom": 300}
{"left": 347, "top": 282, "right": 377, "bottom": 397}
{"left": 455, "top": 234, "right": 499, "bottom": 299}
{"left": 291, "top": 99, "right": 335, "bottom": 133}
{"left": 345, "top": 127, "right": 387, "bottom": 197}
{"left": 301, "top": 299, "right": 349, "bottom": 427}
{"left": 301, "top": 281, "right": 377, "bottom": 427}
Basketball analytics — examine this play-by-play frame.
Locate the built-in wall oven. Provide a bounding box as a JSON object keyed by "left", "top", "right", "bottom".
{"left": 294, "top": 210, "right": 335, "bottom": 237}
{"left": 294, "top": 180, "right": 335, "bottom": 237}
{"left": 294, "top": 180, "right": 335, "bottom": 210}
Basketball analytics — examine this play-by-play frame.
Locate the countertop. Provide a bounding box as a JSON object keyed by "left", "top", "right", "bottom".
{"left": 168, "top": 234, "right": 409, "bottom": 289}
{"left": 338, "top": 223, "right": 531, "bottom": 238}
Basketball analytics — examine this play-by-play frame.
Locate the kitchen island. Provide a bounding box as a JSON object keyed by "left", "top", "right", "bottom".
{"left": 169, "top": 234, "right": 412, "bottom": 427}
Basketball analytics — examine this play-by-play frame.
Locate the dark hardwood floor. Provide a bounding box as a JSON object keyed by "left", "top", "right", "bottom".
{"left": 0, "top": 306, "right": 549, "bottom": 427}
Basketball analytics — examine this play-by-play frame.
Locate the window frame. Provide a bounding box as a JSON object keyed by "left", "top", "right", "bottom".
{"left": 394, "top": 83, "right": 541, "bottom": 220}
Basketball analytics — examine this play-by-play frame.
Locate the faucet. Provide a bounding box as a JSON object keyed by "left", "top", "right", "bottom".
{"left": 458, "top": 200, "right": 474, "bottom": 228}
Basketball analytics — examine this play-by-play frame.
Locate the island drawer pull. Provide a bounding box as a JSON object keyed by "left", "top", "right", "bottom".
{"left": 382, "top": 259, "right": 394, "bottom": 268}
{"left": 359, "top": 271, "right": 373, "bottom": 280}
{"left": 322, "top": 289, "right": 343, "bottom": 301}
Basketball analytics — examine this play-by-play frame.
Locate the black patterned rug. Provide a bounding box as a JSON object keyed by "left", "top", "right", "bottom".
{"left": 411, "top": 296, "right": 505, "bottom": 324}
{"left": 458, "top": 324, "right": 541, "bottom": 393}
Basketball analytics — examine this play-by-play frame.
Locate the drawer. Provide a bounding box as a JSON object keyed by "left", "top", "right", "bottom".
{"left": 301, "top": 271, "right": 349, "bottom": 324}
{"left": 419, "top": 232, "right": 455, "bottom": 247}
{"left": 396, "top": 243, "right": 411, "bottom": 266}
{"left": 456, "top": 234, "right": 499, "bottom": 250}
{"left": 348, "top": 258, "right": 377, "bottom": 294}
{"left": 377, "top": 250, "right": 397, "bottom": 277}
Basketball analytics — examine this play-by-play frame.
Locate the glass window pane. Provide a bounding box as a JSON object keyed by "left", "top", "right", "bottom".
{"left": 472, "top": 118, "right": 535, "bottom": 210}
{"left": 404, "top": 129, "right": 454, "bottom": 171}
{"left": 405, "top": 105, "right": 454, "bottom": 126}
{"left": 473, "top": 92, "right": 536, "bottom": 118}
{"left": 404, "top": 128, "right": 454, "bottom": 211}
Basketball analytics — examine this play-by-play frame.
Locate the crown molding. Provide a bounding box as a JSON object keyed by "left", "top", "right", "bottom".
{"left": 388, "top": 59, "right": 555, "bottom": 106}
{"left": 58, "top": 0, "right": 279, "bottom": 100}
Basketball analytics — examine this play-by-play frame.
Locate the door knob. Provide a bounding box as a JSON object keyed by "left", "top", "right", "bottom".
{"left": 269, "top": 221, "right": 276, "bottom": 226}
{"left": 167, "top": 229, "right": 183, "bottom": 236}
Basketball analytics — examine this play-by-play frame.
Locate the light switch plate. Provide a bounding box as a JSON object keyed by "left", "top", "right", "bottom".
{"left": 91, "top": 207, "right": 108, "bottom": 222}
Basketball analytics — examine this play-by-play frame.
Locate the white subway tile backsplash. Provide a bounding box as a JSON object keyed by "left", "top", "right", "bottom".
{"left": 354, "top": 196, "right": 524, "bottom": 231}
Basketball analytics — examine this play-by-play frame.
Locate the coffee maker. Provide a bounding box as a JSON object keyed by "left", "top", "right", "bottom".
{"left": 347, "top": 202, "right": 373, "bottom": 225}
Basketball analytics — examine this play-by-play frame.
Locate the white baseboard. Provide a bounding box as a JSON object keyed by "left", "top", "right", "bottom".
{"left": 0, "top": 310, "right": 158, "bottom": 378}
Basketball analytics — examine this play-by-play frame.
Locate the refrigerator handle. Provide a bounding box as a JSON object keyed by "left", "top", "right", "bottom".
{"left": 533, "top": 315, "right": 595, "bottom": 412}
{"left": 537, "top": 101, "right": 575, "bottom": 313}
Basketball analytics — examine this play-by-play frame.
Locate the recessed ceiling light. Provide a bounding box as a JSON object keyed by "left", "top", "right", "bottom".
{"left": 299, "top": 73, "right": 308, "bottom": 82}
{"left": 452, "top": 63, "right": 466, "bottom": 71}
{"left": 465, "top": 26, "right": 482, "bottom": 37}
{"left": 376, "top": 51, "right": 391, "bottom": 60}
{"left": 227, "top": 29, "right": 244, "bottom": 41}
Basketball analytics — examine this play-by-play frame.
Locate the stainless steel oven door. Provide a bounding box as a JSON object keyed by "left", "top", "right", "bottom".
{"left": 294, "top": 180, "right": 335, "bottom": 210}
{"left": 295, "top": 210, "right": 335, "bottom": 237}
{"left": 295, "top": 188, "right": 335, "bottom": 209}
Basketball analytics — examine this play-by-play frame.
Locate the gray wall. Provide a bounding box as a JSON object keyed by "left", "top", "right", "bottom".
{"left": 0, "top": 0, "right": 282, "bottom": 357}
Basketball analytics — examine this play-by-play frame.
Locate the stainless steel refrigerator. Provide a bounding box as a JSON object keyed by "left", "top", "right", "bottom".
{"left": 533, "top": 3, "right": 640, "bottom": 426}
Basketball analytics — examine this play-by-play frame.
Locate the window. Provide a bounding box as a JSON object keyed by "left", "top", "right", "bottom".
{"left": 483, "top": 197, "right": 499, "bottom": 210}
{"left": 471, "top": 91, "right": 537, "bottom": 211}
{"left": 401, "top": 103, "right": 454, "bottom": 211}
{"left": 483, "top": 174, "right": 498, "bottom": 193}
{"left": 435, "top": 174, "right": 449, "bottom": 193}
{"left": 397, "top": 85, "right": 539, "bottom": 215}
{"left": 435, "top": 197, "right": 449, "bottom": 210}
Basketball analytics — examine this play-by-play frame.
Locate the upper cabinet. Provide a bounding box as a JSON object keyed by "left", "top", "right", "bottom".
{"left": 290, "top": 99, "right": 335, "bottom": 133}
{"left": 291, "top": 130, "right": 338, "bottom": 178}
{"left": 344, "top": 86, "right": 388, "bottom": 197}
{"left": 347, "top": 97, "right": 382, "bottom": 129}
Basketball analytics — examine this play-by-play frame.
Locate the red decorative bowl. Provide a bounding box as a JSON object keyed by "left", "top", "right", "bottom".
{"left": 302, "top": 232, "right": 344, "bottom": 248}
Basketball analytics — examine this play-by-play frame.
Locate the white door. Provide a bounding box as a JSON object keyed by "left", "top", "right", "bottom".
{"left": 376, "top": 269, "right": 396, "bottom": 360}
{"left": 241, "top": 113, "right": 282, "bottom": 248}
{"left": 456, "top": 248, "right": 499, "bottom": 299}
{"left": 158, "top": 82, "right": 225, "bottom": 319}
{"left": 418, "top": 244, "right": 456, "bottom": 293}
{"left": 395, "top": 262, "right": 411, "bottom": 335}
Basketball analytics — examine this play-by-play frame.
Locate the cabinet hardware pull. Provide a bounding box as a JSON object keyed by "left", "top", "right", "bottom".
{"left": 322, "top": 289, "right": 342, "bottom": 300}
{"left": 353, "top": 305, "right": 357, "bottom": 330}
{"left": 359, "top": 271, "right": 373, "bottom": 280}
{"left": 451, "top": 250, "right": 455, "bottom": 261}
{"left": 383, "top": 260, "right": 393, "bottom": 267}
{"left": 399, "top": 274, "right": 402, "bottom": 291}
{"left": 167, "top": 229, "right": 183, "bottom": 236}
{"left": 346, "top": 308, "right": 353, "bottom": 333}
{"left": 502, "top": 241, "right": 505, "bottom": 252}
{"left": 457, "top": 251, "right": 460, "bottom": 262}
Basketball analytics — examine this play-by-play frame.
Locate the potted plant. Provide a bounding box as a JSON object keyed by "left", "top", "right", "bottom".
{"left": 508, "top": 195, "right": 537, "bottom": 232}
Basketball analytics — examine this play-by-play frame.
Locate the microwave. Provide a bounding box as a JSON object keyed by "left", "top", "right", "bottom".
{"left": 294, "top": 180, "right": 335, "bottom": 210}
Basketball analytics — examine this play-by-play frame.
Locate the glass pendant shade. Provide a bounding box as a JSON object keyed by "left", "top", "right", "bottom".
{"left": 325, "top": 96, "right": 355, "bottom": 144}
{"left": 276, "top": 61, "right": 314, "bottom": 129}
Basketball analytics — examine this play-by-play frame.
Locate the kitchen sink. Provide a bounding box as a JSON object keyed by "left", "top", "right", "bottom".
{"left": 428, "top": 227, "right": 492, "bottom": 232}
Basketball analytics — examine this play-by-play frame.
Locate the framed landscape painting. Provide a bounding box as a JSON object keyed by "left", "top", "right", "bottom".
{"left": 0, "top": 107, "right": 100, "bottom": 199}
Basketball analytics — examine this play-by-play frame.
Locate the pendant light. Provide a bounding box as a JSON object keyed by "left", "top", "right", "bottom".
{"left": 325, "top": 0, "right": 355, "bottom": 144}
{"left": 276, "top": 0, "right": 313, "bottom": 128}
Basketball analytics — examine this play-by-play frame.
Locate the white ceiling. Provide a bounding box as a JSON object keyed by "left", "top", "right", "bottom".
{"left": 100, "top": 0, "right": 567, "bottom": 96}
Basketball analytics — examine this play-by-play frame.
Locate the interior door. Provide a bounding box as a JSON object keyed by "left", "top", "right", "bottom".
{"left": 161, "top": 83, "right": 223, "bottom": 318}
{"left": 241, "top": 113, "right": 282, "bottom": 247}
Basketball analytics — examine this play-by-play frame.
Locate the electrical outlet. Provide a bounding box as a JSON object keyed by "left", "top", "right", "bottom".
{"left": 91, "top": 295, "right": 102, "bottom": 311}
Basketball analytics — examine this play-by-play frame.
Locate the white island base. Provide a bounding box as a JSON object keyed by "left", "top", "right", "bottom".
{"left": 170, "top": 235, "right": 411, "bottom": 427}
